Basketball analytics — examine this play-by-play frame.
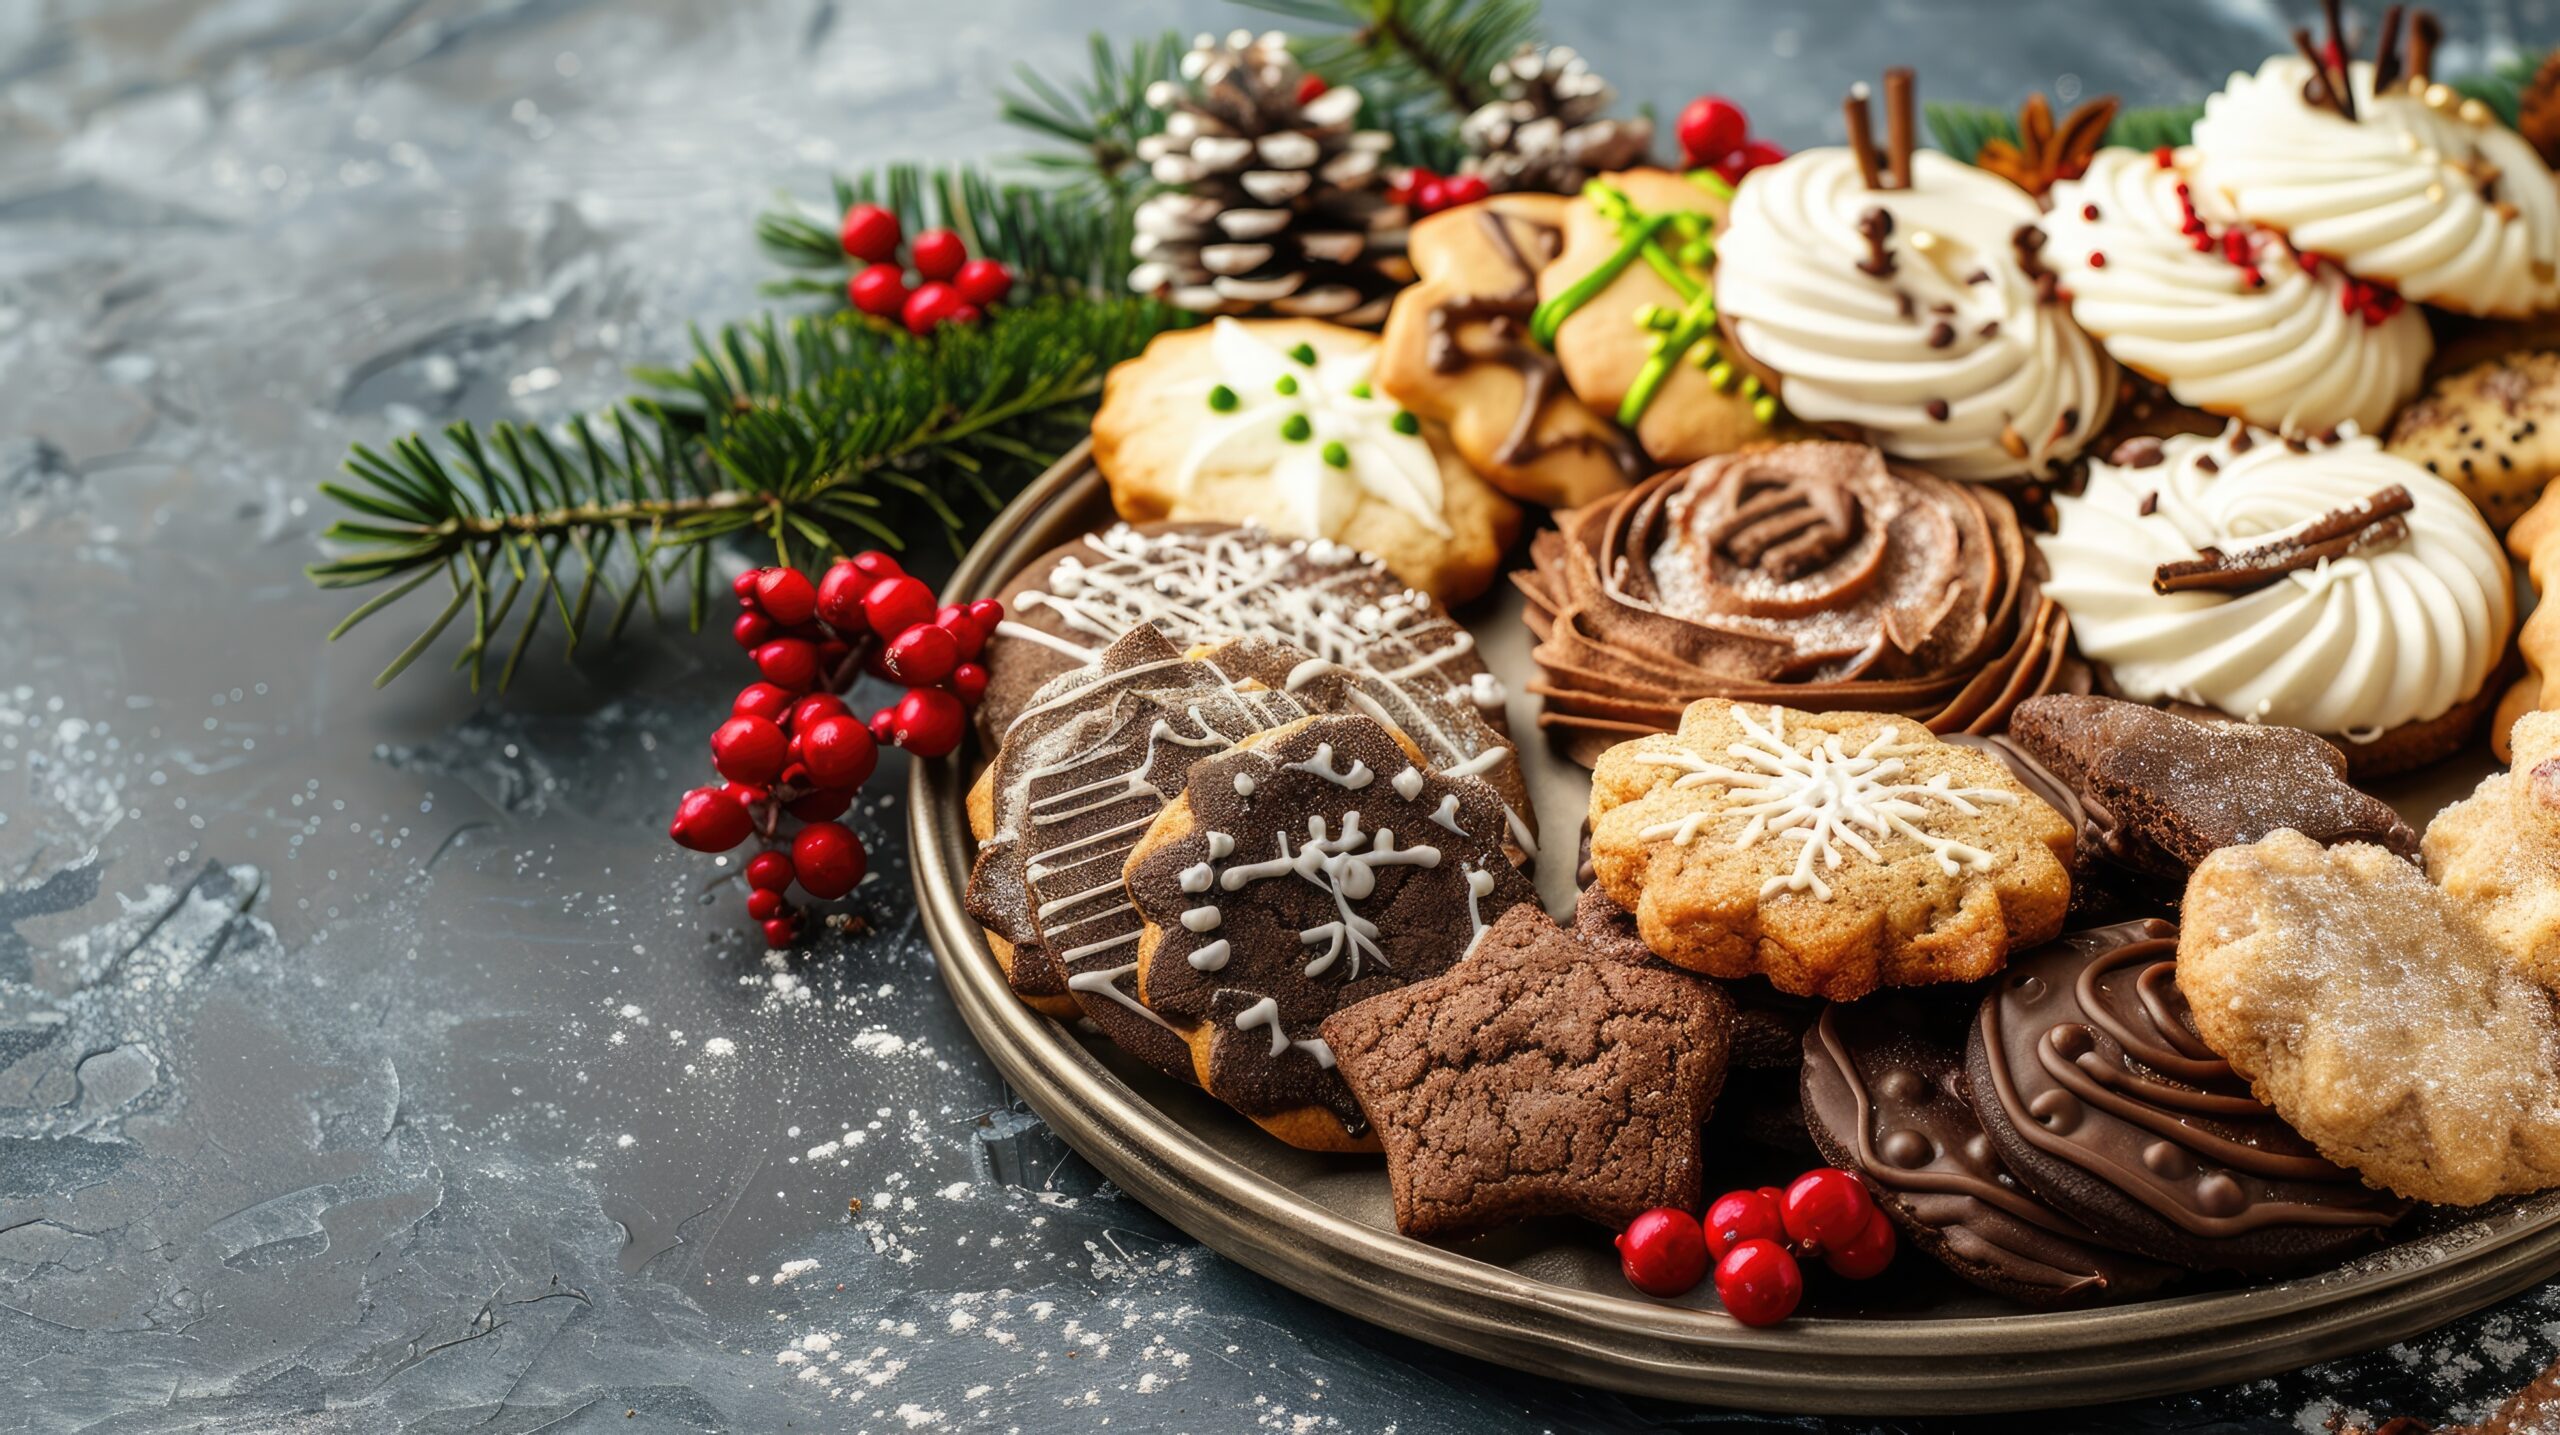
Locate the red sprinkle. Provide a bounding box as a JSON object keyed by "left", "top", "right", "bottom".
{"left": 2088, "top": 250, "right": 2108, "bottom": 269}
{"left": 2081, "top": 202, "right": 2101, "bottom": 221}
{"left": 2153, "top": 146, "right": 2175, "bottom": 168}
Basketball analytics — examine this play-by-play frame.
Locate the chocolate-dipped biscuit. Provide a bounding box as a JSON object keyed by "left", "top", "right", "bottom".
{"left": 1125, "top": 714, "right": 1541, "bottom": 1150}
{"left": 1966, "top": 919, "right": 2409, "bottom": 1275}
{"left": 1802, "top": 993, "right": 2179, "bottom": 1309}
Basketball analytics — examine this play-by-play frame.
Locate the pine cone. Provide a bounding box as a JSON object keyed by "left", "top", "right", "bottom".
{"left": 1458, "top": 44, "right": 1654, "bottom": 195}
{"left": 2522, "top": 49, "right": 2560, "bottom": 169}
{"left": 1129, "top": 30, "right": 1412, "bottom": 327}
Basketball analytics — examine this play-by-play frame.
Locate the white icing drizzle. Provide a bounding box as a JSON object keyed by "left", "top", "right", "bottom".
{"left": 1067, "top": 962, "right": 1178, "bottom": 1032}
{"left": 1178, "top": 862, "right": 1215, "bottom": 893}
{"left": 1180, "top": 906, "right": 1223, "bottom": 932}
{"left": 1216, "top": 811, "right": 1443, "bottom": 979}
{"left": 1634, "top": 706, "right": 2019, "bottom": 900}
{"left": 1283, "top": 742, "right": 1374, "bottom": 789}
{"left": 1234, "top": 995, "right": 1337, "bottom": 1068}
{"left": 1391, "top": 765, "right": 1426, "bottom": 800}
{"left": 1234, "top": 773, "right": 1256, "bottom": 797}
{"left": 1206, "top": 831, "right": 1235, "bottom": 859}
{"left": 1428, "top": 794, "right": 1467, "bottom": 836}
{"left": 1188, "top": 939, "right": 1232, "bottom": 971}
{"left": 1462, "top": 867, "right": 1497, "bottom": 956}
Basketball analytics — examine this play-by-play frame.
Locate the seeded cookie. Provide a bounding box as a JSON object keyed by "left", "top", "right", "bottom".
{"left": 1126, "top": 714, "right": 1540, "bottom": 1151}
{"left": 1967, "top": 918, "right": 2406, "bottom": 1274}
{"left": 1374, "top": 194, "right": 1644, "bottom": 509}
{"left": 1588, "top": 699, "right": 2072, "bottom": 1000}
{"left": 1321, "top": 904, "right": 1732, "bottom": 1240}
{"left": 2180, "top": 831, "right": 2560, "bottom": 1208}
{"left": 2386, "top": 349, "right": 2560, "bottom": 531}
{"left": 1801, "top": 991, "right": 2179, "bottom": 1308}
{"left": 2427, "top": 710, "right": 2560, "bottom": 991}
{"left": 1092, "top": 317, "right": 1521, "bottom": 602}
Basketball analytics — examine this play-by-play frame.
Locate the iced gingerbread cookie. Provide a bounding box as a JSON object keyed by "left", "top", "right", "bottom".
{"left": 2426, "top": 710, "right": 2560, "bottom": 990}
{"left": 2387, "top": 350, "right": 2560, "bottom": 532}
{"left": 1125, "top": 714, "right": 1539, "bottom": 1150}
{"left": 1587, "top": 699, "right": 2072, "bottom": 1001}
{"left": 2498, "top": 488, "right": 2560, "bottom": 757}
{"left": 2179, "top": 830, "right": 2560, "bottom": 1207}
{"left": 1321, "top": 904, "right": 1732, "bottom": 1240}
{"left": 1373, "top": 193, "right": 1644, "bottom": 509}
{"left": 1091, "top": 317, "right": 1520, "bottom": 602}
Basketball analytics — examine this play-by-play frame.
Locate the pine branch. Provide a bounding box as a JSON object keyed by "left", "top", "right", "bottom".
{"left": 756, "top": 164, "right": 1133, "bottom": 299}
{"left": 2452, "top": 51, "right": 2541, "bottom": 128}
{"left": 1241, "top": 0, "right": 1539, "bottom": 119}
{"left": 1925, "top": 100, "right": 2205, "bottom": 159}
{"left": 998, "top": 30, "right": 1185, "bottom": 191}
{"left": 311, "top": 296, "right": 1178, "bottom": 690}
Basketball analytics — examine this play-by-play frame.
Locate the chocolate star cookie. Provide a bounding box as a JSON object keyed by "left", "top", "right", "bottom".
{"left": 1321, "top": 904, "right": 1732, "bottom": 1239}
{"left": 1126, "top": 714, "right": 1540, "bottom": 1151}
{"left": 1967, "top": 918, "right": 2408, "bottom": 1274}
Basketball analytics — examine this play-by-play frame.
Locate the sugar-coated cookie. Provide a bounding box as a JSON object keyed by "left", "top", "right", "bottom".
{"left": 2179, "top": 831, "right": 2560, "bottom": 1207}
{"left": 2427, "top": 710, "right": 2560, "bottom": 991}
{"left": 1373, "top": 194, "right": 1644, "bottom": 509}
{"left": 2387, "top": 350, "right": 2560, "bottom": 532}
{"left": 2499, "top": 486, "right": 2560, "bottom": 757}
{"left": 1321, "top": 904, "right": 1731, "bottom": 1240}
{"left": 1571, "top": 883, "right": 1813, "bottom": 1071}
{"left": 1588, "top": 699, "right": 2072, "bottom": 1001}
{"left": 1968, "top": 919, "right": 2406, "bottom": 1275}
{"left": 1092, "top": 317, "right": 1520, "bottom": 602}
{"left": 1125, "top": 714, "right": 1539, "bottom": 1151}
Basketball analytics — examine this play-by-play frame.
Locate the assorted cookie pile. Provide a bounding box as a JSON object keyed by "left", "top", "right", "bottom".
{"left": 959, "top": 9, "right": 2560, "bottom": 1324}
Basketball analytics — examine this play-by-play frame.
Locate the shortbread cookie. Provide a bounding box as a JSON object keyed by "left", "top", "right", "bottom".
{"left": 1588, "top": 699, "right": 2072, "bottom": 1001}
{"left": 1374, "top": 194, "right": 1644, "bottom": 509}
{"left": 1802, "top": 990, "right": 2179, "bottom": 1308}
{"left": 1535, "top": 168, "right": 1784, "bottom": 465}
{"left": 2179, "top": 831, "right": 2560, "bottom": 1207}
{"left": 1969, "top": 919, "right": 2406, "bottom": 1274}
{"left": 2039, "top": 422, "right": 2514, "bottom": 777}
{"left": 2427, "top": 710, "right": 2560, "bottom": 990}
{"left": 2499, "top": 485, "right": 2560, "bottom": 755}
{"left": 1126, "top": 714, "right": 1539, "bottom": 1150}
{"left": 967, "top": 628, "right": 1305, "bottom": 1076}
{"left": 1321, "top": 904, "right": 1731, "bottom": 1240}
{"left": 2387, "top": 350, "right": 2560, "bottom": 531}
{"left": 1092, "top": 317, "right": 1520, "bottom": 602}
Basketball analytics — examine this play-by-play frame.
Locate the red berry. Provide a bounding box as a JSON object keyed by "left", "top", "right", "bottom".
{"left": 1704, "top": 1189, "right": 1786, "bottom": 1258}
{"left": 888, "top": 686, "right": 967, "bottom": 758}
{"left": 761, "top": 915, "right": 801, "bottom": 950}
{"left": 884, "top": 622, "right": 960, "bottom": 686}
{"left": 1677, "top": 95, "right": 1749, "bottom": 168}
{"left": 746, "top": 851, "right": 796, "bottom": 891}
{"left": 732, "top": 568, "right": 765, "bottom": 600}
{"left": 1440, "top": 173, "right": 1490, "bottom": 208}
{"left": 901, "top": 281, "right": 962, "bottom": 335}
{"left": 862, "top": 576, "right": 937, "bottom": 639}
{"left": 731, "top": 611, "right": 773, "bottom": 649}
{"left": 1714, "top": 1239, "right": 1803, "bottom": 1327}
{"left": 932, "top": 604, "right": 985, "bottom": 658}
{"left": 910, "top": 228, "right": 966, "bottom": 281}
{"left": 848, "top": 262, "right": 910, "bottom": 318}
{"left": 1781, "top": 1168, "right": 1874, "bottom": 1255}
{"left": 800, "top": 713, "right": 879, "bottom": 791}
{"left": 868, "top": 708, "right": 898, "bottom": 744}
{"left": 1412, "top": 176, "right": 1448, "bottom": 213}
{"left": 733, "top": 682, "right": 795, "bottom": 722}
{"left": 755, "top": 568, "right": 818, "bottom": 626}
{"left": 787, "top": 786, "right": 853, "bottom": 822}
{"left": 1614, "top": 1207, "right": 1711, "bottom": 1298}
{"left": 669, "top": 786, "right": 752, "bottom": 853}
{"left": 1730, "top": 139, "right": 1787, "bottom": 176}
{"left": 789, "top": 693, "right": 849, "bottom": 731}
{"left": 791, "top": 821, "right": 867, "bottom": 899}
{"left": 840, "top": 203, "right": 901, "bottom": 263}
{"left": 719, "top": 781, "right": 769, "bottom": 809}
{"left": 851, "top": 551, "right": 903, "bottom": 582}
{"left": 753, "top": 638, "right": 820, "bottom": 691}
{"left": 949, "top": 661, "right": 989, "bottom": 705}
{"left": 1295, "top": 73, "right": 1329, "bottom": 104}
{"left": 949, "top": 301, "right": 984, "bottom": 327}
{"left": 954, "top": 257, "right": 1013, "bottom": 307}
{"left": 1821, "top": 1207, "right": 1899, "bottom": 1282}
{"left": 746, "top": 888, "right": 788, "bottom": 921}
{"left": 965, "top": 597, "right": 1003, "bottom": 631}
{"left": 709, "top": 716, "right": 790, "bottom": 784}
{"left": 816, "top": 560, "right": 868, "bottom": 629}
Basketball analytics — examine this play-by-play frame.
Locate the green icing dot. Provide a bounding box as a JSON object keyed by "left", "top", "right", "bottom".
{"left": 1281, "top": 413, "right": 1313, "bottom": 442}
{"left": 1207, "top": 384, "right": 1239, "bottom": 412}
{"left": 1752, "top": 394, "right": 1779, "bottom": 425}
{"left": 1705, "top": 361, "right": 1736, "bottom": 393}
{"left": 1289, "top": 342, "right": 1318, "bottom": 365}
{"left": 1275, "top": 373, "right": 1300, "bottom": 396}
{"left": 1390, "top": 410, "right": 1420, "bottom": 435}
{"left": 1321, "top": 440, "right": 1350, "bottom": 469}
{"left": 1349, "top": 380, "right": 1372, "bottom": 399}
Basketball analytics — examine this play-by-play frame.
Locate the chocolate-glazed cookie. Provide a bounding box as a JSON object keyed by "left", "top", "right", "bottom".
{"left": 1966, "top": 919, "right": 2408, "bottom": 1275}
{"left": 1802, "top": 993, "right": 2179, "bottom": 1309}
{"left": 1126, "top": 714, "right": 1541, "bottom": 1151}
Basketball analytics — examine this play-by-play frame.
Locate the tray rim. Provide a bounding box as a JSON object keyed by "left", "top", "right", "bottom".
{"left": 908, "top": 442, "right": 2560, "bottom": 1415}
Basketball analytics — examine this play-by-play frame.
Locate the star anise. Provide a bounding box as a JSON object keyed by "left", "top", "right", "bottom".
{"left": 2521, "top": 48, "right": 2560, "bottom": 169}
{"left": 1975, "top": 93, "right": 2120, "bottom": 197}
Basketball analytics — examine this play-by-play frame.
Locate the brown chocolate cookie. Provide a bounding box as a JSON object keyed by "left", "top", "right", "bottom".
{"left": 1321, "top": 903, "right": 1732, "bottom": 1239}
{"left": 1126, "top": 714, "right": 1541, "bottom": 1150}
{"left": 1966, "top": 919, "right": 2409, "bottom": 1275}
{"left": 1570, "top": 883, "right": 1813, "bottom": 1070}
{"left": 1802, "top": 993, "right": 2179, "bottom": 1309}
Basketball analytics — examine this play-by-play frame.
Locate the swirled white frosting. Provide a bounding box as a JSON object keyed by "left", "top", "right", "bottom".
{"left": 1716, "top": 146, "right": 2116, "bottom": 482}
{"left": 2045, "top": 147, "right": 2432, "bottom": 435}
{"left": 1174, "top": 318, "right": 1449, "bottom": 537}
{"left": 2191, "top": 56, "right": 2560, "bottom": 317}
{"left": 2038, "top": 423, "right": 2512, "bottom": 739}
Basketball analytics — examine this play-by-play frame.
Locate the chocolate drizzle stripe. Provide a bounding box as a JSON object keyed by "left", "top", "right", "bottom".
{"left": 2076, "top": 937, "right": 2249, "bottom": 1089}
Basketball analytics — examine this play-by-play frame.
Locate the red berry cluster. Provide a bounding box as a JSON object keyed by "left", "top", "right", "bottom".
{"left": 666, "top": 551, "right": 999, "bottom": 949}
{"left": 1676, "top": 95, "right": 1786, "bottom": 185}
{"left": 1613, "top": 1167, "right": 1896, "bottom": 1326}
{"left": 1386, "top": 167, "right": 1492, "bottom": 217}
{"left": 840, "top": 204, "right": 1016, "bottom": 337}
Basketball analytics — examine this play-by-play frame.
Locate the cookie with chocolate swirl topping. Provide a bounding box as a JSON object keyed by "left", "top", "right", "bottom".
{"left": 1518, "top": 441, "right": 2084, "bottom": 767}
{"left": 1965, "top": 919, "right": 2409, "bottom": 1275}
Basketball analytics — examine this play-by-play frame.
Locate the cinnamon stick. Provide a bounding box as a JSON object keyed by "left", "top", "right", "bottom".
{"left": 2152, "top": 485, "right": 2416, "bottom": 594}
{"left": 1846, "top": 82, "right": 1883, "bottom": 190}
{"left": 1884, "top": 68, "right": 1916, "bottom": 190}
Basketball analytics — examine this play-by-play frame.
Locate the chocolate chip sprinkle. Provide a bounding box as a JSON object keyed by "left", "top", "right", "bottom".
{"left": 1926, "top": 398, "right": 1951, "bottom": 422}
{"left": 1927, "top": 320, "right": 1956, "bottom": 348}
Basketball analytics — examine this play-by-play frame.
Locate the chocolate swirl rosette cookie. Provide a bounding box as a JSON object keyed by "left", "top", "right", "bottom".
{"left": 1126, "top": 714, "right": 1540, "bottom": 1150}
{"left": 1518, "top": 441, "right": 2080, "bottom": 766}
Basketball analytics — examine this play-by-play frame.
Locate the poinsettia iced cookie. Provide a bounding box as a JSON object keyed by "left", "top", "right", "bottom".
{"left": 1092, "top": 317, "right": 1519, "bottom": 602}
{"left": 1587, "top": 698, "right": 2072, "bottom": 1001}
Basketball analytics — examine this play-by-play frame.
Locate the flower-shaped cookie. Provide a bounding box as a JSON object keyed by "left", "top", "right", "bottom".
{"left": 1588, "top": 699, "right": 2072, "bottom": 999}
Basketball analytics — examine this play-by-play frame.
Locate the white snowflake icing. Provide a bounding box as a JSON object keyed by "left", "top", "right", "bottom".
{"left": 1217, "top": 811, "right": 1442, "bottom": 979}
{"left": 1633, "top": 706, "right": 2020, "bottom": 900}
